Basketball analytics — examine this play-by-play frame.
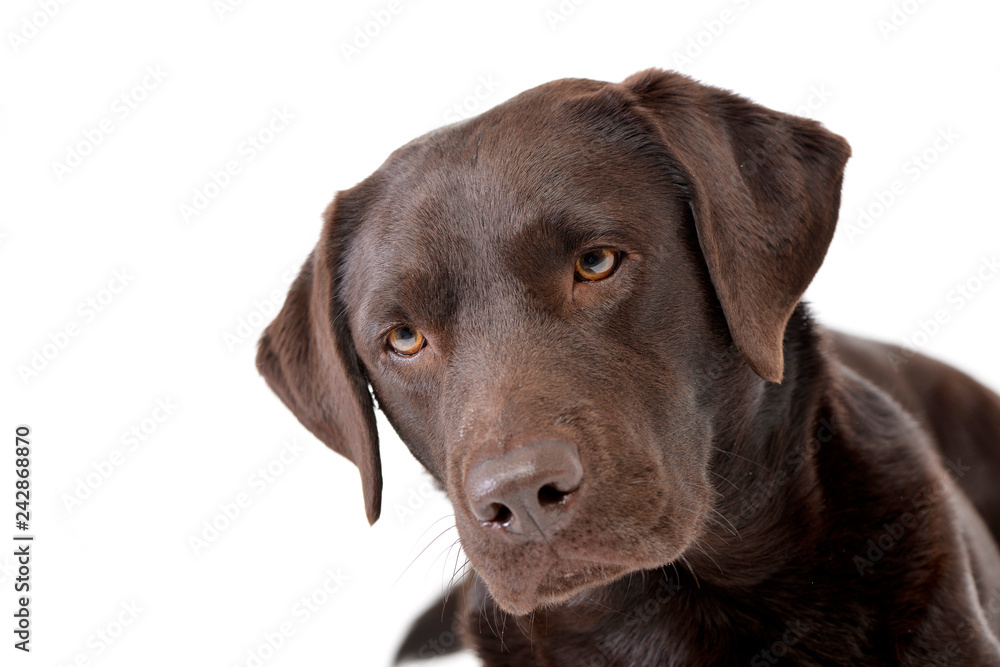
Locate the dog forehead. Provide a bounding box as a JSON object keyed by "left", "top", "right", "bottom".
{"left": 357, "top": 86, "right": 664, "bottom": 258}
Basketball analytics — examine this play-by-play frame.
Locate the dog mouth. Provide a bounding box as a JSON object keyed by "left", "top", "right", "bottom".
{"left": 470, "top": 505, "right": 708, "bottom": 615}
{"left": 537, "top": 559, "right": 632, "bottom": 599}
{"left": 486, "top": 556, "right": 635, "bottom": 615}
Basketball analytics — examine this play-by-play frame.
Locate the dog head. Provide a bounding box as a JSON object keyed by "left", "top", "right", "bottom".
{"left": 257, "top": 69, "right": 849, "bottom": 614}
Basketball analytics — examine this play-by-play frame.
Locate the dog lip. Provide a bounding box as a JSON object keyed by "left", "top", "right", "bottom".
{"left": 533, "top": 560, "right": 632, "bottom": 603}
{"left": 490, "top": 557, "right": 633, "bottom": 613}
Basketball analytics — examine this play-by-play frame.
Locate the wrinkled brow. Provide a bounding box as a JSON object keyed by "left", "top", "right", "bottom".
{"left": 349, "top": 244, "right": 467, "bottom": 342}
{"left": 520, "top": 208, "right": 644, "bottom": 253}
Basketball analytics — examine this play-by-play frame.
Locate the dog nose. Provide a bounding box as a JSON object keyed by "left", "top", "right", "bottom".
{"left": 465, "top": 440, "right": 583, "bottom": 534}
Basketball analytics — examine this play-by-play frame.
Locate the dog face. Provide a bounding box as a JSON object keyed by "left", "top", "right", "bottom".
{"left": 257, "top": 69, "right": 850, "bottom": 614}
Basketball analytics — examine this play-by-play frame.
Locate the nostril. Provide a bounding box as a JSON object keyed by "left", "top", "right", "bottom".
{"left": 537, "top": 484, "right": 570, "bottom": 507}
{"left": 485, "top": 503, "right": 513, "bottom": 526}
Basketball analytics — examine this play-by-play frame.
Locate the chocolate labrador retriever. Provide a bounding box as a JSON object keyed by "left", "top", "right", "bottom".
{"left": 256, "top": 69, "right": 1000, "bottom": 665}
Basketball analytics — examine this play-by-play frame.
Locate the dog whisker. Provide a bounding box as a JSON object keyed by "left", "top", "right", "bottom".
{"left": 393, "top": 521, "right": 459, "bottom": 589}
{"left": 674, "top": 479, "right": 725, "bottom": 499}
{"left": 709, "top": 469, "right": 741, "bottom": 492}
{"left": 711, "top": 445, "right": 772, "bottom": 473}
{"left": 703, "top": 506, "right": 741, "bottom": 540}
{"left": 446, "top": 559, "right": 472, "bottom": 597}
{"left": 652, "top": 492, "right": 740, "bottom": 544}
{"left": 679, "top": 554, "right": 700, "bottom": 589}
{"left": 413, "top": 513, "right": 457, "bottom": 544}
{"left": 578, "top": 586, "right": 635, "bottom": 617}
{"left": 689, "top": 543, "right": 725, "bottom": 576}
{"left": 441, "top": 539, "right": 468, "bottom": 593}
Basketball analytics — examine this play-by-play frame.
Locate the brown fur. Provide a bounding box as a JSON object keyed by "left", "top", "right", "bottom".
{"left": 256, "top": 69, "right": 1000, "bottom": 665}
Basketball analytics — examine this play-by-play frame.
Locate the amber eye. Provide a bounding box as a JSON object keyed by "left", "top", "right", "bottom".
{"left": 574, "top": 248, "right": 620, "bottom": 281}
{"left": 387, "top": 326, "right": 425, "bottom": 356}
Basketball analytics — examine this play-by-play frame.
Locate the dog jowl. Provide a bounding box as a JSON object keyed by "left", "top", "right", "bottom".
{"left": 257, "top": 69, "right": 1000, "bottom": 665}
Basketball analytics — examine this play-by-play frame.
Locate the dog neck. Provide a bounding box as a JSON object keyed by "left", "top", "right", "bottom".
{"left": 690, "top": 303, "right": 835, "bottom": 581}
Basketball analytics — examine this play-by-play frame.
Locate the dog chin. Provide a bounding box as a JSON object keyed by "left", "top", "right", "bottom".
{"left": 480, "top": 525, "right": 703, "bottom": 615}
{"left": 485, "top": 559, "right": 635, "bottom": 616}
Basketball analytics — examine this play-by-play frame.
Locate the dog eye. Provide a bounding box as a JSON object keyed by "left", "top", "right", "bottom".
{"left": 387, "top": 326, "right": 425, "bottom": 356}
{"left": 574, "top": 249, "right": 620, "bottom": 282}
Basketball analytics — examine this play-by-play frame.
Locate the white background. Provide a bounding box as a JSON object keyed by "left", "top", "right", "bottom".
{"left": 2, "top": 0, "right": 998, "bottom": 665}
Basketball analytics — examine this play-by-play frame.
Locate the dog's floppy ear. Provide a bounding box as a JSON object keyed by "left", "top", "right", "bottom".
{"left": 256, "top": 195, "right": 381, "bottom": 524}
{"left": 623, "top": 68, "right": 850, "bottom": 383}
